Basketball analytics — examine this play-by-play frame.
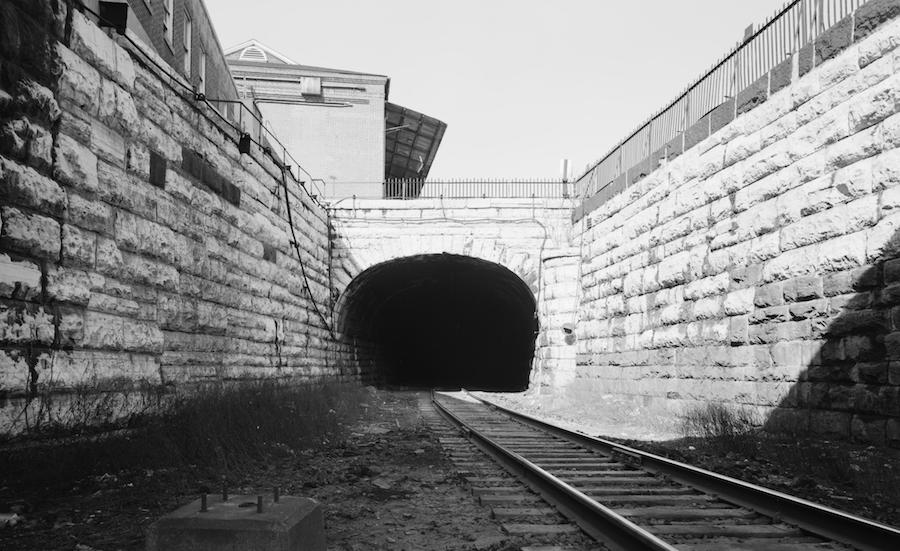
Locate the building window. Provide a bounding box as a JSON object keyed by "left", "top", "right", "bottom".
{"left": 199, "top": 51, "right": 207, "bottom": 95}
{"left": 183, "top": 12, "right": 192, "bottom": 76}
{"left": 162, "top": 0, "right": 173, "bottom": 47}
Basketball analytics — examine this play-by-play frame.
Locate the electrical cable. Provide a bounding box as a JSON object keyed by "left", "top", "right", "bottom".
{"left": 74, "top": 1, "right": 326, "bottom": 210}
{"left": 75, "top": 1, "right": 337, "bottom": 343}
{"left": 279, "top": 166, "right": 337, "bottom": 341}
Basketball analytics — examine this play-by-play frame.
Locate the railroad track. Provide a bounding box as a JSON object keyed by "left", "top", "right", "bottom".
{"left": 431, "top": 391, "right": 900, "bottom": 551}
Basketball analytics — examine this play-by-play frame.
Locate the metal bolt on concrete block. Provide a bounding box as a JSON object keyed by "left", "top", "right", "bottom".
{"left": 146, "top": 494, "right": 325, "bottom": 551}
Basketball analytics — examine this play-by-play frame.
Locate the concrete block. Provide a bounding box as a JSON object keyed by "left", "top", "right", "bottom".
{"left": 769, "top": 56, "right": 793, "bottom": 95}
{"left": 709, "top": 98, "right": 736, "bottom": 134}
{"left": 684, "top": 115, "right": 710, "bottom": 150}
{"left": 855, "top": 0, "right": 900, "bottom": 43}
{"left": 798, "top": 43, "right": 815, "bottom": 78}
{"left": 816, "top": 15, "right": 855, "bottom": 66}
{"left": 736, "top": 74, "right": 769, "bottom": 116}
{"left": 146, "top": 494, "right": 325, "bottom": 551}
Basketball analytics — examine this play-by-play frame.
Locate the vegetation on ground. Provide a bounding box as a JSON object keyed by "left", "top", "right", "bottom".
{"left": 668, "top": 402, "right": 900, "bottom": 525}
{"left": 0, "top": 380, "right": 366, "bottom": 491}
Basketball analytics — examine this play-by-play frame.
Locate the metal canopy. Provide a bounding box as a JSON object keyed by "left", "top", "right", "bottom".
{"left": 384, "top": 102, "right": 447, "bottom": 180}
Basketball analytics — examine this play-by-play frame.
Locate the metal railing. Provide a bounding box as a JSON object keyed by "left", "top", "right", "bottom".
{"left": 383, "top": 178, "right": 572, "bottom": 199}
{"left": 204, "top": 97, "right": 327, "bottom": 199}
{"left": 576, "top": 0, "right": 870, "bottom": 204}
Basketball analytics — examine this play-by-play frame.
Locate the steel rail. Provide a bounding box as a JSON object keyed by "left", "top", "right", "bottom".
{"left": 471, "top": 392, "right": 900, "bottom": 551}
{"left": 430, "top": 392, "right": 678, "bottom": 551}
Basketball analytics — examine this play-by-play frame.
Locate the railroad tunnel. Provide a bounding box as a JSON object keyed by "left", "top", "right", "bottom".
{"left": 337, "top": 254, "right": 538, "bottom": 391}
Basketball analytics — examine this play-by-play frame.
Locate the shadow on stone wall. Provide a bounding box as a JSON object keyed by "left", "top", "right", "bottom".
{"left": 764, "top": 228, "right": 900, "bottom": 445}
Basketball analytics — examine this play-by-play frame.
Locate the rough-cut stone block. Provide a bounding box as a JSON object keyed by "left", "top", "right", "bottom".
{"left": 751, "top": 306, "right": 790, "bottom": 325}
{"left": 0, "top": 155, "right": 66, "bottom": 215}
{"left": 70, "top": 10, "right": 135, "bottom": 89}
{"left": 56, "top": 44, "right": 100, "bottom": 114}
{"left": 827, "top": 310, "right": 889, "bottom": 336}
{"left": 0, "top": 253, "right": 41, "bottom": 301}
{"left": 723, "top": 288, "right": 754, "bottom": 315}
{"left": 0, "top": 304, "right": 54, "bottom": 345}
{"left": 821, "top": 231, "right": 867, "bottom": 273}
{"left": 61, "top": 224, "right": 96, "bottom": 268}
{"left": 98, "top": 80, "right": 139, "bottom": 137}
{"left": 755, "top": 282, "right": 784, "bottom": 307}
{"left": 0, "top": 350, "right": 32, "bottom": 392}
{"left": 858, "top": 16, "right": 900, "bottom": 67}
{"left": 46, "top": 267, "right": 91, "bottom": 305}
{"left": 54, "top": 133, "right": 99, "bottom": 194}
{"left": 789, "top": 299, "right": 827, "bottom": 320}
{"left": 781, "top": 196, "right": 879, "bottom": 251}
{"left": 848, "top": 73, "right": 900, "bottom": 132}
{"left": 0, "top": 117, "right": 53, "bottom": 170}
{"left": 68, "top": 192, "right": 113, "bottom": 235}
{"left": 728, "top": 315, "right": 749, "bottom": 345}
{"left": 783, "top": 276, "right": 824, "bottom": 302}
{"left": 0, "top": 206, "right": 60, "bottom": 259}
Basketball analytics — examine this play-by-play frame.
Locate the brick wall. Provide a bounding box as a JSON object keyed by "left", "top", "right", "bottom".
{"left": 0, "top": 2, "right": 336, "bottom": 436}
{"left": 126, "top": 0, "right": 239, "bottom": 103}
{"left": 572, "top": 8, "right": 900, "bottom": 445}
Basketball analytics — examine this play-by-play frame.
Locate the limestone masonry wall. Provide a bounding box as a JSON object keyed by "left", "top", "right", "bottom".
{"left": 0, "top": 2, "right": 335, "bottom": 434}
{"left": 573, "top": 11, "right": 900, "bottom": 444}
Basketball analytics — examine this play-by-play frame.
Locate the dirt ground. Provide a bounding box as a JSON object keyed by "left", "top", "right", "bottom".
{"left": 483, "top": 390, "right": 900, "bottom": 528}
{"left": 0, "top": 390, "right": 517, "bottom": 551}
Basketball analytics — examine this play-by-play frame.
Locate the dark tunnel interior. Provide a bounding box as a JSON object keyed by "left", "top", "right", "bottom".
{"left": 338, "top": 254, "right": 538, "bottom": 391}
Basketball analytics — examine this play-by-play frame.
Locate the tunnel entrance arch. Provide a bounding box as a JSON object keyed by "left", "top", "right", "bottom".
{"left": 337, "top": 254, "right": 538, "bottom": 391}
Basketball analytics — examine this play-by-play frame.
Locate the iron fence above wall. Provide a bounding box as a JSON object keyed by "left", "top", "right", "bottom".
{"left": 383, "top": 178, "right": 572, "bottom": 199}
{"left": 575, "top": 0, "right": 871, "bottom": 216}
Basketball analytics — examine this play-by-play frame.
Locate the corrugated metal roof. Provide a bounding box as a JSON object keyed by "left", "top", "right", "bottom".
{"left": 384, "top": 102, "right": 446, "bottom": 180}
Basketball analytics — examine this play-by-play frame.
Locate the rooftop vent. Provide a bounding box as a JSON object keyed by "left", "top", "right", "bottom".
{"left": 239, "top": 46, "right": 267, "bottom": 62}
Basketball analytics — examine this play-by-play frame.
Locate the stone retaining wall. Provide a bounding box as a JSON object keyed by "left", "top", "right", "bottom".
{"left": 572, "top": 10, "right": 900, "bottom": 444}
{"left": 0, "top": 2, "right": 335, "bottom": 435}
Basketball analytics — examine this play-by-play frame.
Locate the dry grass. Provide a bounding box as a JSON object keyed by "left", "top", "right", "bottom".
{"left": 0, "top": 380, "right": 366, "bottom": 490}
{"left": 673, "top": 402, "right": 900, "bottom": 523}
{"left": 678, "top": 401, "right": 761, "bottom": 455}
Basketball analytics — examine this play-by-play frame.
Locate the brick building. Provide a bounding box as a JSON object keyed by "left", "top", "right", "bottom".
{"left": 94, "top": 0, "right": 241, "bottom": 106}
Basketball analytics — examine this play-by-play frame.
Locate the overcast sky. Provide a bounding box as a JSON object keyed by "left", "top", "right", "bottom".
{"left": 207, "top": 0, "right": 790, "bottom": 180}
